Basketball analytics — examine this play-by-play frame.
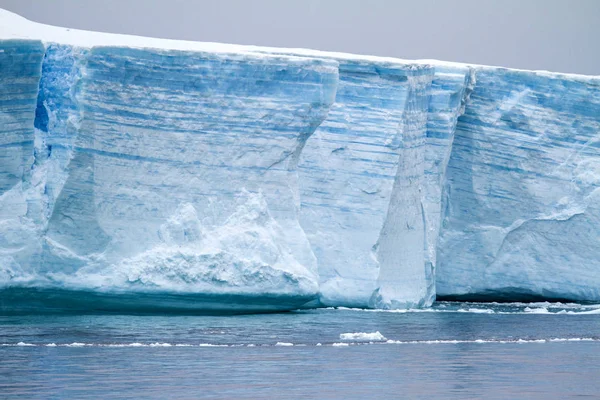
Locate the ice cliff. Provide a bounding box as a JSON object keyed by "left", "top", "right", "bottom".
{"left": 437, "top": 67, "right": 600, "bottom": 302}
{"left": 1, "top": 9, "right": 599, "bottom": 312}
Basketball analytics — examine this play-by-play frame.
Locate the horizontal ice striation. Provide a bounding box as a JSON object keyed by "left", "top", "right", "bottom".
{"left": 421, "top": 65, "right": 474, "bottom": 305}
{"left": 1, "top": 37, "right": 340, "bottom": 312}
{"left": 0, "top": 39, "right": 44, "bottom": 276}
{"left": 437, "top": 68, "right": 600, "bottom": 301}
{"left": 369, "top": 68, "right": 433, "bottom": 309}
{"left": 298, "top": 60, "right": 433, "bottom": 307}
{"left": 2, "top": 8, "right": 600, "bottom": 311}
{"left": 0, "top": 40, "right": 43, "bottom": 196}
{"left": 32, "top": 44, "right": 88, "bottom": 218}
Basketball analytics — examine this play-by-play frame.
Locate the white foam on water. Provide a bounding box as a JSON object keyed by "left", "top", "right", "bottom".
{"left": 524, "top": 307, "right": 551, "bottom": 314}
{"left": 327, "top": 302, "right": 600, "bottom": 315}
{"left": 557, "top": 308, "right": 600, "bottom": 315}
{"left": 491, "top": 302, "right": 600, "bottom": 309}
{"left": 339, "top": 332, "right": 387, "bottom": 341}
{"left": 1, "top": 338, "right": 598, "bottom": 348}
{"left": 457, "top": 308, "right": 496, "bottom": 314}
{"left": 385, "top": 338, "right": 599, "bottom": 345}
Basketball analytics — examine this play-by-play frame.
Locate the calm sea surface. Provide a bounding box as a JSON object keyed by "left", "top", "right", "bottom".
{"left": 1, "top": 302, "right": 600, "bottom": 399}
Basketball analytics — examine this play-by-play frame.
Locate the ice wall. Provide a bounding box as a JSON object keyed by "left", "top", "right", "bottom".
{"left": 2, "top": 9, "right": 600, "bottom": 310}
{"left": 368, "top": 68, "right": 433, "bottom": 309}
{"left": 41, "top": 45, "right": 337, "bottom": 280}
{"left": 298, "top": 60, "right": 433, "bottom": 307}
{"left": 1, "top": 33, "right": 341, "bottom": 311}
{"left": 0, "top": 40, "right": 45, "bottom": 277}
{"left": 421, "top": 65, "right": 474, "bottom": 304}
{"left": 437, "top": 68, "right": 600, "bottom": 301}
{"left": 0, "top": 40, "right": 44, "bottom": 195}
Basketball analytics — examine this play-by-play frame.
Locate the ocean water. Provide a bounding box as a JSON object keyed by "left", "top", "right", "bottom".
{"left": 1, "top": 302, "right": 600, "bottom": 399}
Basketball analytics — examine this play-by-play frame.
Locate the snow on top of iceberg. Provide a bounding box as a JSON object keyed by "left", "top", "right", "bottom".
{"left": 0, "top": 8, "right": 414, "bottom": 67}
{"left": 3, "top": 7, "right": 597, "bottom": 80}
{"left": 418, "top": 58, "right": 600, "bottom": 82}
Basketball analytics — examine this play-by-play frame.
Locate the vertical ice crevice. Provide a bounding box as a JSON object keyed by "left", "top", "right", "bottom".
{"left": 370, "top": 67, "right": 433, "bottom": 309}
{"left": 421, "top": 65, "right": 475, "bottom": 305}
{"left": 38, "top": 45, "right": 103, "bottom": 273}
{"left": 31, "top": 44, "right": 89, "bottom": 222}
{"left": 299, "top": 60, "right": 432, "bottom": 307}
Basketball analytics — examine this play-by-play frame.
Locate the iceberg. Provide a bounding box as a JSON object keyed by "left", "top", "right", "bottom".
{"left": 1, "top": 9, "right": 599, "bottom": 312}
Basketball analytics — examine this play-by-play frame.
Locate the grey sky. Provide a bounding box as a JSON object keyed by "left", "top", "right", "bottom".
{"left": 1, "top": 0, "right": 598, "bottom": 75}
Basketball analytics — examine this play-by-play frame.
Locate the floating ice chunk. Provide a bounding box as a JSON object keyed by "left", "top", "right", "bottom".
{"left": 339, "top": 332, "right": 387, "bottom": 342}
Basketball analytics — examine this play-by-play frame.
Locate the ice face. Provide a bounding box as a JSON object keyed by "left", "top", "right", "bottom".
{"left": 437, "top": 68, "right": 600, "bottom": 302}
{"left": 421, "top": 66, "right": 475, "bottom": 305}
{"left": 298, "top": 61, "right": 433, "bottom": 308}
{"left": 0, "top": 40, "right": 44, "bottom": 196}
{"left": 1, "top": 9, "right": 600, "bottom": 311}
{"left": 40, "top": 46, "right": 337, "bottom": 281}
{"left": 0, "top": 39, "right": 45, "bottom": 278}
{"left": 0, "top": 32, "right": 340, "bottom": 311}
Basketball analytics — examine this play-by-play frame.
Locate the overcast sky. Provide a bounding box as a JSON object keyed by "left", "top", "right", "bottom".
{"left": 1, "top": 0, "right": 598, "bottom": 75}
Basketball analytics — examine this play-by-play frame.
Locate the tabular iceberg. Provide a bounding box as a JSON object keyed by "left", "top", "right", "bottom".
{"left": 1, "top": 9, "right": 599, "bottom": 313}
